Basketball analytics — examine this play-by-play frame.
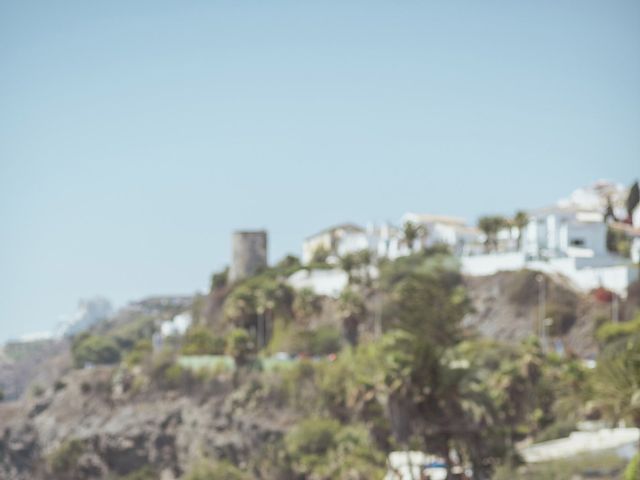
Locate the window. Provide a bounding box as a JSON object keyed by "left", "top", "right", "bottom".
{"left": 570, "top": 238, "right": 585, "bottom": 247}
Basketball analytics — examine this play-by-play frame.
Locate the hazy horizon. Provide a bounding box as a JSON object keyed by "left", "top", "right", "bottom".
{"left": 2, "top": 1, "right": 639, "bottom": 342}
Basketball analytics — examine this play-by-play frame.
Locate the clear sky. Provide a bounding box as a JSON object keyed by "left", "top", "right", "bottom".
{"left": 1, "top": 1, "right": 639, "bottom": 342}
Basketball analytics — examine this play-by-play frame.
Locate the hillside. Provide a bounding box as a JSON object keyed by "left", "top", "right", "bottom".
{"left": 0, "top": 253, "right": 636, "bottom": 480}
{"left": 463, "top": 270, "right": 606, "bottom": 358}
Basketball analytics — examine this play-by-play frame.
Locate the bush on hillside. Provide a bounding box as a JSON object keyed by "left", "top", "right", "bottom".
{"left": 48, "top": 439, "right": 84, "bottom": 476}
{"left": 546, "top": 302, "right": 577, "bottom": 336}
{"left": 284, "top": 418, "right": 386, "bottom": 479}
{"left": 226, "top": 328, "right": 254, "bottom": 366}
{"left": 596, "top": 315, "right": 640, "bottom": 345}
{"left": 181, "top": 325, "right": 226, "bottom": 355}
{"left": 183, "top": 459, "right": 250, "bottom": 480}
{"left": 72, "top": 333, "right": 121, "bottom": 367}
{"left": 124, "top": 339, "right": 153, "bottom": 366}
{"left": 309, "top": 325, "right": 342, "bottom": 356}
{"left": 624, "top": 454, "right": 638, "bottom": 480}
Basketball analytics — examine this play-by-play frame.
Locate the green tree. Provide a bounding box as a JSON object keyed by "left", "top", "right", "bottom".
{"left": 594, "top": 334, "right": 640, "bottom": 457}
{"left": 181, "top": 325, "right": 226, "bottom": 355}
{"left": 596, "top": 315, "right": 640, "bottom": 345}
{"left": 71, "top": 334, "right": 121, "bottom": 368}
{"left": 226, "top": 328, "right": 254, "bottom": 366}
{"left": 292, "top": 288, "right": 322, "bottom": 321}
{"left": 627, "top": 180, "right": 639, "bottom": 222}
{"left": 211, "top": 267, "right": 229, "bottom": 291}
{"left": 513, "top": 210, "right": 528, "bottom": 249}
{"left": 311, "top": 245, "right": 331, "bottom": 264}
{"left": 283, "top": 418, "right": 384, "bottom": 479}
{"left": 337, "top": 288, "right": 366, "bottom": 346}
{"left": 403, "top": 221, "right": 426, "bottom": 252}
{"left": 478, "top": 215, "right": 508, "bottom": 252}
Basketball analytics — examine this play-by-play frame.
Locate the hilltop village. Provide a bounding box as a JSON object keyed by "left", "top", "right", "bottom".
{"left": 1, "top": 179, "right": 640, "bottom": 480}
{"left": 290, "top": 179, "right": 640, "bottom": 298}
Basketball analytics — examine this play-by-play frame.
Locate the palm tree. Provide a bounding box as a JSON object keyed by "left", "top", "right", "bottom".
{"left": 337, "top": 288, "right": 366, "bottom": 346}
{"left": 594, "top": 334, "right": 640, "bottom": 457}
{"left": 627, "top": 181, "right": 640, "bottom": 224}
{"left": 403, "top": 221, "right": 426, "bottom": 253}
{"left": 478, "top": 216, "right": 508, "bottom": 253}
{"left": 292, "top": 288, "right": 321, "bottom": 321}
{"left": 513, "top": 211, "right": 528, "bottom": 250}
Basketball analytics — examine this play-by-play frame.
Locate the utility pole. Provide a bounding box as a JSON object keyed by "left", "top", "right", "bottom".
{"left": 536, "top": 274, "right": 546, "bottom": 343}
{"left": 612, "top": 294, "right": 619, "bottom": 324}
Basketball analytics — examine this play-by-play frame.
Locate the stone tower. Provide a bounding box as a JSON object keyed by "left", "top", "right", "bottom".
{"left": 229, "top": 230, "right": 268, "bottom": 282}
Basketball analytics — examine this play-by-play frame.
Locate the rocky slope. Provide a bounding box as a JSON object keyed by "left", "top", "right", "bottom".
{"left": 0, "top": 271, "right": 618, "bottom": 478}
{"left": 0, "top": 365, "right": 294, "bottom": 480}
{"left": 463, "top": 270, "right": 607, "bottom": 357}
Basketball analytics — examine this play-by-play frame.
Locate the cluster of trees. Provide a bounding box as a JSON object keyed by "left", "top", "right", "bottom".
{"left": 477, "top": 210, "right": 528, "bottom": 252}
{"left": 71, "top": 316, "right": 155, "bottom": 368}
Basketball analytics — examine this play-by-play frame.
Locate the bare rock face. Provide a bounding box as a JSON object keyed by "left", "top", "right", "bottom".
{"left": 0, "top": 422, "right": 43, "bottom": 479}
{"left": 463, "top": 270, "right": 602, "bottom": 357}
{"left": 0, "top": 366, "right": 293, "bottom": 480}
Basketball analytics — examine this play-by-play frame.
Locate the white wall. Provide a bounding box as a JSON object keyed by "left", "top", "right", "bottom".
{"left": 462, "top": 252, "right": 638, "bottom": 297}
{"left": 287, "top": 269, "right": 349, "bottom": 298}
{"left": 461, "top": 252, "right": 526, "bottom": 276}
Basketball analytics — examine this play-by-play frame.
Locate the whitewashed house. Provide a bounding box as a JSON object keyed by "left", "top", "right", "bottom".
{"left": 401, "top": 213, "right": 484, "bottom": 255}
{"left": 462, "top": 186, "right": 639, "bottom": 296}
{"left": 302, "top": 223, "right": 365, "bottom": 264}
{"left": 522, "top": 206, "right": 608, "bottom": 260}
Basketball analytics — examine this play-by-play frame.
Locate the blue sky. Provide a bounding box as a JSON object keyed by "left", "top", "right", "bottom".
{"left": 1, "top": 1, "right": 639, "bottom": 342}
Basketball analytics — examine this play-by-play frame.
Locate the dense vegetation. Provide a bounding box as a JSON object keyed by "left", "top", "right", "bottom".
{"left": 56, "top": 246, "right": 640, "bottom": 479}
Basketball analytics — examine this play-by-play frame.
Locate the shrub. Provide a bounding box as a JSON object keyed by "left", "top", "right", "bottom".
{"left": 624, "top": 454, "right": 638, "bottom": 480}
{"left": 226, "top": 328, "right": 254, "bottom": 366}
{"left": 54, "top": 380, "right": 66, "bottom": 392}
{"left": 111, "top": 316, "right": 155, "bottom": 350}
{"left": 285, "top": 417, "right": 340, "bottom": 458}
{"left": 118, "top": 466, "right": 157, "bottom": 480}
{"left": 546, "top": 302, "right": 577, "bottom": 336}
{"left": 535, "top": 418, "right": 576, "bottom": 442}
{"left": 71, "top": 334, "right": 121, "bottom": 367}
{"left": 48, "top": 439, "right": 84, "bottom": 475}
{"left": 124, "top": 339, "right": 153, "bottom": 366}
{"left": 32, "top": 384, "right": 45, "bottom": 397}
{"left": 211, "top": 267, "right": 229, "bottom": 291}
{"left": 309, "top": 325, "right": 342, "bottom": 356}
{"left": 183, "top": 459, "right": 250, "bottom": 480}
{"left": 182, "top": 325, "right": 226, "bottom": 355}
{"left": 292, "top": 288, "right": 322, "bottom": 320}
{"left": 284, "top": 419, "right": 386, "bottom": 479}
{"left": 596, "top": 315, "right": 640, "bottom": 345}
{"left": 150, "top": 352, "right": 194, "bottom": 390}
{"left": 266, "top": 319, "right": 309, "bottom": 355}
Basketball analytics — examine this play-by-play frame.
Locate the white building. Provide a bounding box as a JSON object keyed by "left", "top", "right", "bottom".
{"left": 302, "top": 223, "right": 365, "bottom": 264}
{"left": 299, "top": 180, "right": 640, "bottom": 297}
{"left": 522, "top": 206, "right": 608, "bottom": 259}
{"left": 160, "top": 311, "right": 193, "bottom": 338}
{"left": 462, "top": 182, "right": 640, "bottom": 296}
{"left": 401, "top": 213, "right": 484, "bottom": 255}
